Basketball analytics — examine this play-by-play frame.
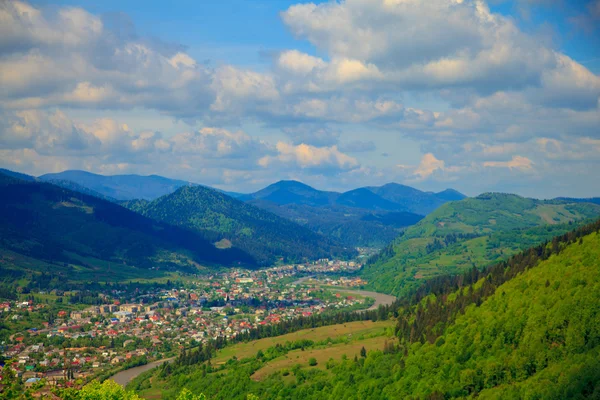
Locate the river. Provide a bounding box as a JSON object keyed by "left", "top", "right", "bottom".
{"left": 110, "top": 358, "right": 174, "bottom": 387}
{"left": 292, "top": 276, "right": 396, "bottom": 311}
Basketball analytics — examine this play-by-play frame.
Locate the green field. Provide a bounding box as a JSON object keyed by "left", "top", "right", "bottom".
{"left": 129, "top": 320, "right": 395, "bottom": 399}
{"left": 214, "top": 320, "right": 392, "bottom": 364}
{"left": 252, "top": 335, "right": 393, "bottom": 381}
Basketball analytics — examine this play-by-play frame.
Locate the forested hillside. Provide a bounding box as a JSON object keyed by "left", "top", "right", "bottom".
{"left": 0, "top": 172, "right": 254, "bottom": 282}
{"left": 131, "top": 220, "right": 600, "bottom": 399}
{"left": 362, "top": 193, "right": 600, "bottom": 296}
{"left": 125, "top": 186, "right": 356, "bottom": 265}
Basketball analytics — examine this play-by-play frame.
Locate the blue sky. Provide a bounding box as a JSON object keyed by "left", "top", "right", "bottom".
{"left": 1, "top": 0, "right": 599, "bottom": 197}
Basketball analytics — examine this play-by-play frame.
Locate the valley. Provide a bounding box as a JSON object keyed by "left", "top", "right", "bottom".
{"left": 1, "top": 169, "right": 599, "bottom": 399}
{"left": 2, "top": 1, "right": 599, "bottom": 398}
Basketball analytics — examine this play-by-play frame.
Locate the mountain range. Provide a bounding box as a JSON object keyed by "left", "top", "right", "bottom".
{"left": 38, "top": 170, "right": 196, "bottom": 201}
{"left": 239, "top": 180, "right": 466, "bottom": 246}
{"left": 26, "top": 170, "right": 468, "bottom": 247}
{"left": 240, "top": 180, "right": 464, "bottom": 214}
{"left": 0, "top": 170, "right": 354, "bottom": 281}
{"left": 0, "top": 172, "right": 256, "bottom": 282}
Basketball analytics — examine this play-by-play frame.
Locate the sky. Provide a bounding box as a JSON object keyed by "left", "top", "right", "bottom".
{"left": 0, "top": 0, "right": 599, "bottom": 197}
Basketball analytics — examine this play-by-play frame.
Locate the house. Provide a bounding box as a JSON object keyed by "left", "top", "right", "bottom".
{"left": 111, "top": 356, "right": 125, "bottom": 364}
{"left": 24, "top": 377, "right": 41, "bottom": 388}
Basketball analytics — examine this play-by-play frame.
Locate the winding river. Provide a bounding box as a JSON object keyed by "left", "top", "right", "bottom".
{"left": 110, "top": 358, "right": 174, "bottom": 387}
{"left": 292, "top": 276, "right": 397, "bottom": 311}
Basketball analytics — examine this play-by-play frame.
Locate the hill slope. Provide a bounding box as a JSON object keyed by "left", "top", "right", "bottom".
{"left": 38, "top": 170, "right": 194, "bottom": 201}
{"left": 0, "top": 172, "right": 255, "bottom": 282}
{"left": 130, "top": 221, "right": 600, "bottom": 399}
{"left": 125, "top": 186, "right": 356, "bottom": 265}
{"left": 362, "top": 193, "right": 600, "bottom": 296}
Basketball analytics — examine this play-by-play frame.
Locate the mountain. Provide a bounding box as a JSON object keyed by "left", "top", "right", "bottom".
{"left": 42, "top": 178, "right": 118, "bottom": 202}
{"left": 366, "top": 183, "right": 466, "bottom": 214}
{"left": 434, "top": 188, "right": 467, "bottom": 201}
{"left": 239, "top": 180, "right": 339, "bottom": 206}
{"left": 362, "top": 192, "right": 600, "bottom": 296}
{"left": 131, "top": 220, "right": 600, "bottom": 399}
{"left": 243, "top": 180, "right": 466, "bottom": 213}
{"left": 124, "top": 185, "right": 356, "bottom": 265}
{"left": 38, "top": 170, "right": 194, "bottom": 201}
{"left": 241, "top": 180, "right": 464, "bottom": 247}
{"left": 0, "top": 172, "right": 255, "bottom": 282}
{"left": 0, "top": 168, "right": 37, "bottom": 182}
{"left": 334, "top": 188, "right": 403, "bottom": 211}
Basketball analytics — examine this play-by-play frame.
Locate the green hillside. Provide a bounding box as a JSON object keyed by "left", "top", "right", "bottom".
{"left": 126, "top": 186, "right": 356, "bottom": 266}
{"left": 129, "top": 220, "right": 600, "bottom": 399}
{"left": 0, "top": 173, "right": 255, "bottom": 284}
{"left": 362, "top": 193, "right": 600, "bottom": 297}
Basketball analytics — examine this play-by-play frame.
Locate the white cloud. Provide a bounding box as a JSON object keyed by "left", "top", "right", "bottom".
{"left": 258, "top": 142, "right": 359, "bottom": 172}
{"left": 1, "top": 1, "right": 599, "bottom": 196}
{"left": 413, "top": 153, "right": 447, "bottom": 180}
{"left": 483, "top": 155, "right": 534, "bottom": 170}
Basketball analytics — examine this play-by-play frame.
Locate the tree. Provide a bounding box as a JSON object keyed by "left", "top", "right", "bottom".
{"left": 308, "top": 357, "right": 318, "bottom": 366}
{"left": 176, "top": 388, "right": 207, "bottom": 400}
{"left": 360, "top": 346, "right": 367, "bottom": 358}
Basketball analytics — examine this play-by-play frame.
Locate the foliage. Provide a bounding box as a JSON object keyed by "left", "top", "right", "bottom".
{"left": 60, "top": 380, "right": 143, "bottom": 400}
{"left": 57, "top": 380, "right": 209, "bottom": 400}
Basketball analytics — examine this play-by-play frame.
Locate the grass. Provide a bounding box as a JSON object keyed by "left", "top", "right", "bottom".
{"left": 213, "top": 320, "right": 393, "bottom": 364}
{"left": 251, "top": 335, "right": 394, "bottom": 381}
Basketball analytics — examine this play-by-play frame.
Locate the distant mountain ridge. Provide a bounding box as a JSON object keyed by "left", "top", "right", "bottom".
{"left": 239, "top": 180, "right": 465, "bottom": 247}
{"left": 242, "top": 180, "right": 465, "bottom": 214}
{"left": 39, "top": 170, "right": 195, "bottom": 201}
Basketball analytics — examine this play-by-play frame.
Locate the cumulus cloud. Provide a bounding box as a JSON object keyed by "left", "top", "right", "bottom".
{"left": 0, "top": 109, "right": 271, "bottom": 174}
{"left": 0, "top": 1, "right": 214, "bottom": 117}
{"left": 413, "top": 153, "right": 447, "bottom": 180}
{"left": 258, "top": 142, "right": 359, "bottom": 172}
{"left": 483, "top": 155, "right": 534, "bottom": 170}
{"left": 1, "top": 0, "right": 599, "bottom": 195}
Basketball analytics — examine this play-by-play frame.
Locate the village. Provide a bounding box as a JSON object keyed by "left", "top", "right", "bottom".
{"left": 0, "top": 258, "right": 368, "bottom": 390}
